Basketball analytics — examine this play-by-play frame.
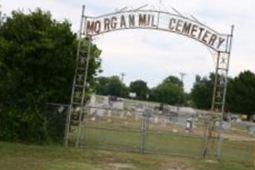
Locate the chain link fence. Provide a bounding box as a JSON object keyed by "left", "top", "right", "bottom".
{"left": 44, "top": 96, "right": 255, "bottom": 165}
{"left": 76, "top": 102, "right": 254, "bottom": 164}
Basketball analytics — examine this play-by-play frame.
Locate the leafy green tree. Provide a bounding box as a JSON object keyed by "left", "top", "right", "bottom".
{"left": 95, "top": 76, "right": 128, "bottom": 97}
{"left": 0, "top": 9, "right": 101, "bottom": 142}
{"left": 227, "top": 71, "right": 255, "bottom": 119}
{"left": 106, "top": 76, "right": 124, "bottom": 97}
{"left": 163, "top": 76, "right": 183, "bottom": 87}
{"left": 190, "top": 74, "right": 213, "bottom": 110}
{"left": 129, "top": 80, "right": 149, "bottom": 100}
{"left": 150, "top": 75, "right": 184, "bottom": 105}
{"left": 94, "top": 76, "right": 109, "bottom": 96}
{"left": 183, "top": 92, "right": 193, "bottom": 107}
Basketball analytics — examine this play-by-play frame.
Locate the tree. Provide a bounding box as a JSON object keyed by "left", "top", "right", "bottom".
{"left": 150, "top": 75, "right": 184, "bottom": 105}
{"left": 95, "top": 76, "right": 128, "bottom": 98}
{"left": 190, "top": 74, "right": 213, "bottom": 110}
{"left": 129, "top": 80, "right": 149, "bottom": 100}
{"left": 0, "top": 9, "right": 101, "bottom": 142}
{"left": 94, "top": 76, "right": 109, "bottom": 96}
{"left": 163, "top": 75, "right": 183, "bottom": 87}
{"left": 227, "top": 71, "right": 255, "bottom": 119}
{"left": 106, "top": 76, "right": 124, "bottom": 97}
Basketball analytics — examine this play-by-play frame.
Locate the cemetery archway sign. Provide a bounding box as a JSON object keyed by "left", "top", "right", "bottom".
{"left": 65, "top": 5, "right": 234, "bottom": 159}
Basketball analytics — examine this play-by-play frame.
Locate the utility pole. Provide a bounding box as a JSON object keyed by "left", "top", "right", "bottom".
{"left": 120, "top": 72, "right": 125, "bottom": 98}
{"left": 177, "top": 72, "right": 186, "bottom": 111}
{"left": 179, "top": 72, "right": 186, "bottom": 85}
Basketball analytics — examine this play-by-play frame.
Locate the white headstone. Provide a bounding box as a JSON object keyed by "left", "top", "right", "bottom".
{"left": 91, "top": 117, "right": 96, "bottom": 121}
{"left": 107, "top": 110, "right": 112, "bottom": 117}
{"left": 154, "top": 116, "right": 158, "bottom": 124}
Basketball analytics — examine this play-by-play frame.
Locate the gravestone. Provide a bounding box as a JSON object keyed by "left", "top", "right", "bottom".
{"left": 248, "top": 126, "right": 255, "bottom": 135}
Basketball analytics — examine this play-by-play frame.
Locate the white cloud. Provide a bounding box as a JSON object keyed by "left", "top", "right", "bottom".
{"left": 1, "top": 0, "right": 255, "bottom": 92}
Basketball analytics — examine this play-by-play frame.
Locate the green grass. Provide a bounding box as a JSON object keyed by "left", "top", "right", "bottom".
{"left": 79, "top": 116, "right": 254, "bottom": 163}
{"left": 0, "top": 141, "right": 254, "bottom": 170}
{"left": 2, "top": 113, "right": 253, "bottom": 170}
{"left": 82, "top": 126, "right": 254, "bottom": 162}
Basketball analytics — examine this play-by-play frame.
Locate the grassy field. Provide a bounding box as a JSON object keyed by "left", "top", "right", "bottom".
{"left": 79, "top": 115, "right": 254, "bottom": 162}
{"left": 0, "top": 141, "right": 254, "bottom": 170}
{"left": 2, "top": 104, "right": 253, "bottom": 170}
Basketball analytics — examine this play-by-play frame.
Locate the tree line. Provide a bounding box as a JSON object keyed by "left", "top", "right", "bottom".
{"left": 95, "top": 71, "right": 255, "bottom": 120}
{"left": 95, "top": 75, "right": 185, "bottom": 106}
{"left": 191, "top": 71, "right": 255, "bottom": 120}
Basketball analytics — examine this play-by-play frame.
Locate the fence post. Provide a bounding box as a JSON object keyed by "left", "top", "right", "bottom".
{"left": 140, "top": 108, "right": 152, "bottom": 153}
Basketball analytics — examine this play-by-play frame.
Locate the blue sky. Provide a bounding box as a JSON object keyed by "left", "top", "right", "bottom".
{"left": 1, "top": 0, "right": 255, "bottom": 92}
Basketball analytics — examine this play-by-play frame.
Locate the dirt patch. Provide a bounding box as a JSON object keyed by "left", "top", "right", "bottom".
{"left": 205, "top": 159, "right": 218, "bottom": 164}
{"left": 108, "top": 163, "right": 135, "bottom": 170}
{"left": 161, "top": 159, "right": 193, "bottom": 170}
{"left": 222, "top": 133, "right": 255, "bottom": 142}
{"left": 190, "top": 127, "right": 255, "bottom": 142}
{"left": 163, "top": 163, "right": 192, "bottom": 170}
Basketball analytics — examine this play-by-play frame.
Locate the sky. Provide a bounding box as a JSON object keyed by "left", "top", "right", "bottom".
{"left": 1, "top": 0, "right": 255, "bottom": 92}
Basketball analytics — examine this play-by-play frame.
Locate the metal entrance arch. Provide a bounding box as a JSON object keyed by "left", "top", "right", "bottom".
{"left": 64, "top": 5, "right": 234, "bottom": 159}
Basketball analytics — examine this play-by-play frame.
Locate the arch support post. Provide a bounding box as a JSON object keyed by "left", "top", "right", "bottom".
{"left": 64, "top": 5, "right": 92, "bottom": 148}
{"left": 202, "top": 25, "right": 234, "bottom": 159}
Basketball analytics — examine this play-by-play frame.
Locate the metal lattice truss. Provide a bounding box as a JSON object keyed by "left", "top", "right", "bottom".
{"left": 64, "top": 5, "right": 234, "bottom": 159}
